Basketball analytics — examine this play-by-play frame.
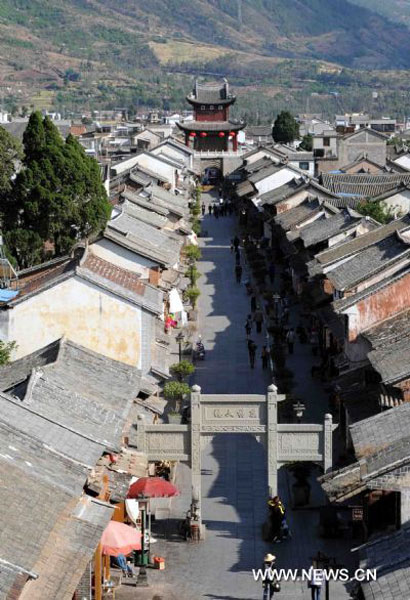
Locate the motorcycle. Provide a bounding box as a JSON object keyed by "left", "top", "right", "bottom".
{"left": 193, "top": 340, "right": 205, "bottom": 361}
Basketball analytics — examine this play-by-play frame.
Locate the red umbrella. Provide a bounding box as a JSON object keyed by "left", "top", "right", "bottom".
{"left": 127, "top": 477, "right": 180, "bottom": 499}
{"left": 101, "top": 521, "right": 141, "bottom": 556}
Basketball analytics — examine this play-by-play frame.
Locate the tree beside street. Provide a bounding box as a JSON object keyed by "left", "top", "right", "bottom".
{"left": 0, "top": 126, "right": 23, "bottom": 201}
{"left": 272, "top": 111, "right": 300, "bottom": 144}
{"left": 1, "top": 112, "right": 111, "bottom": 267}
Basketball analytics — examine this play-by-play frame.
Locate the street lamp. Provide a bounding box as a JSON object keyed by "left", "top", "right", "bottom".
{"left": 135, "top": 499, "right": 149, "bottom": 587}
{"left": 293, "top": 400, "right": 306, "bottom": 424}
{"left": 176, "top": 331, "right": 185, "bottom": 363}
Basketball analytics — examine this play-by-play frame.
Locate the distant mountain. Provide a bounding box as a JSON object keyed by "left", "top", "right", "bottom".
{"left": 350, "top": 0, "right": 410, "bottom": 28}
{"left": 1, "top": 0, "right": 410, "bottom": 118}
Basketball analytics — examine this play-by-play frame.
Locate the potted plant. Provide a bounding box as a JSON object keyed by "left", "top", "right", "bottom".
{"left": 163, "top": 381, "right": 191, "bottom": 423}
{"left": 170, "top": 360, "right": 195, "bottom": 382}
{"left": 185, "top": 265, "right": 201, "bottom": 287}
{"left": 184, "top": 245, "right": 201, "bottom": 262}
{"left": 184, "top": 286, "right": 200, "bottom": 309}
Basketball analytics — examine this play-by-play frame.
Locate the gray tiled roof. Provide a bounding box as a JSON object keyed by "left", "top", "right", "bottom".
{"left": 177, "top": 119, "right": 243, "bottom": 132}
{"left": 259, "top": 178, "right": 308, "bottom": 206}
{"left": 360, "top": 524, "right": 410, "bottom": 600}
{"left": 121, "top": 188, "right": 170, "bottom": 216}
{"left": 368, "top": 336, "right": 410, "bottom": 384}
{"left": 313, "top": 215, "right": 410, "bottom": 268}
{"left": 0, "top": 391, "right": 106, "bottom": 466}
{"left": 321, "top": 172, "right": 410, "bottom": 197}
{"left": 299, "top": 209, "right": 362, "bottom": 247}
{"left": 350, "top": 401, "right": 410, "bottom": 459}
{"left": 190, "top": 81, "right": 232, "bottom": 104}
{"left": 122, "top": 199, "right": 168, "bottom": 228}
{"left": 274, "top": 198, "right": 322, "bottom": 230}
{"left": 0, "top": 339, "right": 60, "bottom": 392}
{"left": 249, "top": 162, "right": 283, "bottom": 183}
{"left": 327, "top": 230, "right": 410, "bottom": 291}
{"left": 107, "top": 210, "right": 182, "bottom": 268}
{"left": 245, "top": 156, "right": 275, "bottom": 174}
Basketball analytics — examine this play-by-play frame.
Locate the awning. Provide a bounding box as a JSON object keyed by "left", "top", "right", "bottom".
{"left": 169, "top": 288, "right": 184, "bottom": 314}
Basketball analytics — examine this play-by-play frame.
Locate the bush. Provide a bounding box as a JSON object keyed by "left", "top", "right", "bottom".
{"left": 0, "top": 340, "right": 17, "bottom": 365}
{"left": 185, "top": 264, "right": 201, "bottom": 286}
{"left": 192, "top": 219, "right": 201, "bottom": 235}
{"left": 185, "top": 286, "right": 200, "bottom": 308}
{"left": 163, "top": 380, "right": 191, "bottom": 412}
{"left": 170, "top": 360, "right": 195, "bottom": 381}
{"left": 184, "top": 244, "right": 201, "bottom": 261}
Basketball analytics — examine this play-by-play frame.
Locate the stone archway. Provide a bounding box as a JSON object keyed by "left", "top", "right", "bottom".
{"left": 135, "top": 384, "right": 335, "bottom": 528}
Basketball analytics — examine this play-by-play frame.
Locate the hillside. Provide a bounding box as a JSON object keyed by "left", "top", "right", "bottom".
{"left": 1, "top": 0, "right": 410, "bottom": 120}
{"left": 350, "top": 0, "right": 410, "bottom": 28}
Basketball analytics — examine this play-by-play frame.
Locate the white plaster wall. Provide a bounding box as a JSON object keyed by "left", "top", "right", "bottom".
{"left": 135, "top": 154, "right": 176, "bottom": 190}
{"left": 394, "top": 155, "right": 410, "bottom": 170}
{"left": 245, "top": 149, "right": 282, "bottom": 165}
{"left": 255, "top": 167, "right": 295, "bottom": 195}
{"left": 3, "top": 277, "right": 143, "bottom": 366}
{"left": 383, "top": 190, "right": 410, "bottom": 216}
{"left": 91, "top": 239, "right": 157, "bottom": 277}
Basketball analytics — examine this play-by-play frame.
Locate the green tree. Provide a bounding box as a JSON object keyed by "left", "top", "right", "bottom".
{"left": 3, "top": 113, "right": 111, "bottom": 265}
{"left": 0, "top": 340, "right": 17, "bottom": 365}
{"left": 299, "top": 134, "right": 313, "bottom": 151}
{"left": 272, "top": 111, "right": 300, "bottom": 144}
{"left": 0, "top": 126, "right": 22, "bottom": 200}
{"left": 357, "top": 200, "right": 394, "bottom": 224}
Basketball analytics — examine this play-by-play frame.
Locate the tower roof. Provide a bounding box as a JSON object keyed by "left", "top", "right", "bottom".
{"left": 187, "top": 79, "right": 236, "bottom": 106}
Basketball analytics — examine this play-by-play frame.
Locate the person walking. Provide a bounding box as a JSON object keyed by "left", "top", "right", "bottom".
{"left": 308, "top": 564, "right": 324, "bottom": 600}
{"left": 201, "top": 202, "right": 206, "bottom": 216}
{"left": 233, "top": 235, "right": 240, "bottom": 251}
{"left": 286, "top": 328, "right": 295, "bottom": 354}
{"left": 261, "top": 554, "right": 279, "bottom": 599}
{"left": 245, "top": 315, "right": 252, "bottom": 338}
{"left": 208, "top": 204, "right": 213, "bottom": 216}
{"left": 235, "top": 253, "right": 241, "bottom": 267}
{"left": 254, "top": 307, "right": 263, "bottom": 334}
{"left": 214, "top": 205, "right": 219, "bottom": 219}
{"left": 235, "top": 264, "right": 243, "bottom": 284}
{"left": 261, "top": 346, "right": 269, "bottom": 369}
{"left": 248, "top": 340, "right": 257, "bottom": 369}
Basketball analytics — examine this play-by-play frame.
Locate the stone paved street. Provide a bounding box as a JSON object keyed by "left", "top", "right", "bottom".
{"left": 122, "top": 193, "right": 357, "bottom": 600}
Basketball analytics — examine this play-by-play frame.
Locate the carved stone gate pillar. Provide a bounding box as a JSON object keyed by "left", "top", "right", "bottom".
{"left": 190, "top": 384, "right": 202, "bottom": 521}
{"left": 323, "top": 413, "right": 333, "bottom": 473}
{"left": 266, "top": 384, "right": 279, "bottom": 496}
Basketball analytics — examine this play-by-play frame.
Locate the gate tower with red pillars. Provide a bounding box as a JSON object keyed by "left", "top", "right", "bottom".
{"left": 177, "top": 79, "right": 245, "bottom": 152}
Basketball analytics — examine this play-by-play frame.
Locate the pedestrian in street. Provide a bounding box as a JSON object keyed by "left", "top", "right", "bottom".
{"left": 248, "top": 339, "right": 257, "bottom": 369}
{"left": 233, "top": 235, "right": 240, "bottom": 251}
{"left": 286, "top": 328, "right": 295, "bottom": 354}
{"left": 208, "top": 204, "right": 213, "bottom": 216}
{"left": 235, "top": 264, "right": 243, "bottom": 284}
{"left": 201, "top": 202, "right": 206, "bottom": 216}
{"left": 245, "top": 315, "right": 252, "bottom": 338}
{"left": 268, "top": 263, "right": 276, "bottom": 285}
{"left": 251, "top": 295, "right": 257, "bottom": 312}
{"left": 261, "top": 346, "right": 269, "bottom": 369}
{"left": 261, "top": 554, "right": 280, "bottom": 599}
{"left": 214, "top": 205, "right": 219, "bottom": 219}
{"left": 308, "top": 564, "right": 324, "bottom": 600}
{"left": 267, "top": 496, "right": 286, "bottom": 543}
{"left": 282, "top": 306, "right": 289, "bottom": 325}
{"left": 235, "top": 247, "right": 240, "bottom": 262}
{"left": 254, "top": 307, "right": 263, "bottom": 334}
